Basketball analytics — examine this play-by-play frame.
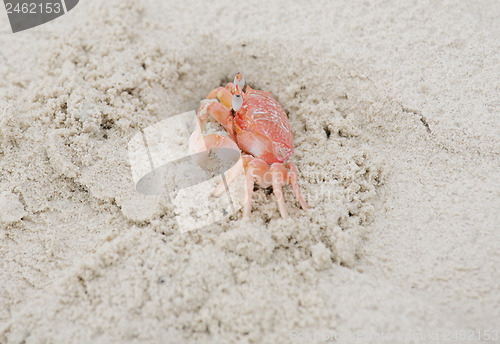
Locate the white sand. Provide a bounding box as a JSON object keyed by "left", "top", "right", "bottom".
{"left": 1, "top": 0, "right": 499, "bottom": 343}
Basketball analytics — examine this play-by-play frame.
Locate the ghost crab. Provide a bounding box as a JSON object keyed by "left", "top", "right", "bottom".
{"left": 190, "top": 73, "right": 308, "bottom": 219}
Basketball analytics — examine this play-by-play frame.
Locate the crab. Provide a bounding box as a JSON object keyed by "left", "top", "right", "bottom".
{"left": 189, "top": 73, "right": 308, "bottom": 219}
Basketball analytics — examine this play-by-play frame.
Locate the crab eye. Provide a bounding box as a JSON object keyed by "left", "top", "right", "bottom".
{"left": 232, "top": 94, "right": 243, "bottom": 111}
{"left": 233, "top": 73, "right": 245, "bottom": 92}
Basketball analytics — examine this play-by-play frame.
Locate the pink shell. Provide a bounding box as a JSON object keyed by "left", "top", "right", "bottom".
{"left": 234, "top": 88, "right": 294, "bottom": 164}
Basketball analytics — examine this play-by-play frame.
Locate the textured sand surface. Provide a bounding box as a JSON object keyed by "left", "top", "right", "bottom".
{"left": 1, "top": 0, "right": 499, "bottom": 343}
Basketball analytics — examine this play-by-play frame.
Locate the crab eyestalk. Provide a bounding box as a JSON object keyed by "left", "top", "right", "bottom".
{"left": 234, "top": 72, "right": 245, "bottom": 93}
{"left": 232, "top": 94, "right": 243, "bottom": 111}
{"left": 232, "top": 73, "right": 245, "bottom": 111}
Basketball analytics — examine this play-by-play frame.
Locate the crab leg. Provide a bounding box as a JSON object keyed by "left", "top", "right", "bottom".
{"left": 270, "top": 163, "right": 289, "bottom": 219}
{"left": 213, "top": 154, "right": 260, "bottom": 197}
{"left": 287, "top": 161, "right": 308, "bottom": 209}
{"left": 241, "top": 158, "right": 292, "bottom": 219}
{"left": 243, "top": 163, "right": 256, "bottom": 217}
{"left": 212, "top": 158, "right": 245, "bottom": 197}
{"left": 241, "top": 158, "right": 268, "bottom": 217}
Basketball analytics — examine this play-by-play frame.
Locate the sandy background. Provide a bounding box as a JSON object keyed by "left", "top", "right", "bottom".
{"left": 0, "top": 0, "right": 499, "bottom": 343}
